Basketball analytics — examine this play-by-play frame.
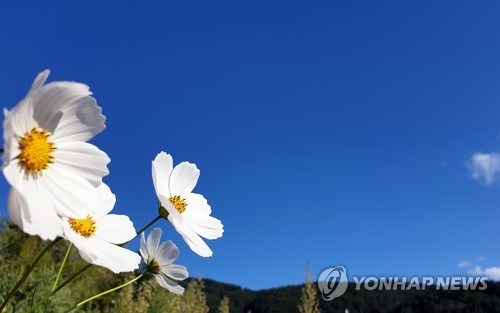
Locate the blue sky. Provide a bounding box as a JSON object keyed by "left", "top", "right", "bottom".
{"left": 1, "top": 1, "right": 500, "bottom": 290}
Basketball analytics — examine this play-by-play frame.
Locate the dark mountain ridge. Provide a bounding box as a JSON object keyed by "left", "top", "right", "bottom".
{"left": 200, "top": 278, "right": 500, "bottom": 313}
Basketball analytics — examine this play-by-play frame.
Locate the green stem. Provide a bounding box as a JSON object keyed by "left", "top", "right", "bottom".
{"left": 52, "top": 243, "right": 73, "bottom": 292}
{"left": 44, "top": 242, "right": 73, "bottom": 312}
{"left": 0, "top": 237, "right": 62, "bottom": 312}
{"left": 28, "top": 215, "right": 161, "bottom": 312}
{"left": 64, "top": 273, "right": 145, "bottom": 313}
{"left": 28, "top": 264, "right": 92, "bottom": 313}
{"left": 134, "top": 215, "right": 161, "bottom": 238}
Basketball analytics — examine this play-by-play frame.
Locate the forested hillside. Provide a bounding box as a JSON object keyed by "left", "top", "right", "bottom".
{"left": 1, "top": 218, "right": 499, "bottom": 313}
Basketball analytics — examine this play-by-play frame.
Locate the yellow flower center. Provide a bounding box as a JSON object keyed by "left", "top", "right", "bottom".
{"left": 169, "top": 195, "right": 187, "bottom": 214}
{"left": 69, "top": 215, "right": 96, "bottom": 238}
{"left": 18, "top": 128, "right": 56, "bottom": 173}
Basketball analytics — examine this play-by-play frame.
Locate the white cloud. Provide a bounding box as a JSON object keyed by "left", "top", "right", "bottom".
{"left": 458, "top": 257, "right": 486, "bottom": 269}
{"left": 469, "top": 266, "right": 500, "bottom": 281}
{"left": 467, "top": 152, "right": 500, "bottom": 186}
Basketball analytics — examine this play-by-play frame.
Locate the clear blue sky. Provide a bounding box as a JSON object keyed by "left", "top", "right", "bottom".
{"left": 1, "top": 1, "right": 500, "bottom": 290}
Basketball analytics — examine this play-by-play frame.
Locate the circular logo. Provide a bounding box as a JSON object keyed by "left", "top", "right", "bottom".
{"left": 318, "top": 266, "right": 348, "bottom": 301}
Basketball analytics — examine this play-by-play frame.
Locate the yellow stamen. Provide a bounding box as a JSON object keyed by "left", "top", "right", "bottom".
{"left": 169, "top": 195, "right": 187, "bottom": 214}
{"left": 69, "top": 215, "right": 96, "bottom": 238}
{"left": 18, "top": 128, "right": 56, "bottom": 173}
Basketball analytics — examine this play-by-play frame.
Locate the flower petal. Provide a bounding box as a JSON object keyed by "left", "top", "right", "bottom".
{"left": 155, "top": 273, "right": 185, "bottom": 295}
{"left": 169, "top": 215, "right": 213, "bottom": 257}
{"left": 156, "top": 240, "right": 179, "bottom": 266}
{"left": 31, "top": 81, "right": 93, "bottom": 134}
{"left": 185, "top": 193, "right": 212, "bottom": 216}
{"left": 140, "top": 233, "right": 149, "bottom": 261}
{"left": 162, "top": 264, "right": 189, "bottom": 281}
{"left": 84, "top": 239, "right": 140, "bottom": 273}
{"left": 152, "top": 151, "right": 173, "bottom": 198}
{"left": 6, "top": 99, "right": 35, "bottom": 139}
{"left": 3, "top": 161, "right": 25, "bottom": 191}
{"left": 95, "top": 214, "right": 136, "bottom": 245}
{"left": 53, "top": 142, "right": 110, "bottom": 187}
{"left": 169, "top": 162, "right": 199, "bottom": 197}
{"left": 41, "top": 165, "right": 103, "bottom": 219}
{"left": 158, "top": 194, "right": 181, "bottom": 218}
{"left": 3, "top": 71, "right": 48, "bottom": 139}
{"left": 28, "top": 70, "right": 50, "bottom": 94}
{"left": 184, "top": 214, "right": 224, "bottom": 240}
{"left": 146, "top": 228, "right": 162, "bottom": 259}
{"left": 50, "top": 95, "right": 106, "bottom": 143}
{"left": 2, "top": 109, "right": 15, "bottom": 168}
{"left": 62, "top": 220, "right": 97, "bottom": 260}
{"left": 63, "top": 219, "right": 140, "bottom": 273}
{"left": 8, "top": 187, "right": 63, "bottom": 240}
{"left": 89, "top": 183, "right": 116, "bottom": 218}
{"left": 7, "top": 188, "right": 25, "bottom": 229}
{"left": 2, "top": 72, "right": 49, "bottom": 169}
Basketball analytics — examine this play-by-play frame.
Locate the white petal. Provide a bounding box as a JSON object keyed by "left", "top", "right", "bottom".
{"left": 8, "top": 187, "right": 63, "bottom": 240}
{"left": 62, "top": 219, "right": 97, "bottom": 261}
{"left": 4, "top": 71, "right": 49, "bottom": 139}
{"left": 162, "top": 264, "right": 189, "bottom": 281}
{"left": 169, "top": 215, "right": 213, "bottom": 257}
{"left": 2, "top": 110, "right": 22, "bottom": 170}
{"left": 63, "top": 220, "right": 141, "bottom": 273}
{"left": 2, "top": 144, "right": 108, "bottom": 220}
{"left": 184, "top": 214, "right": 224, "bottom": 240}
{"left": 50, "top": 96, "right": 106, "bottom": 143}
{"left": 88, "top": 238, "right": 141, "bottom": 273}
{"left": 185, "top": 193, "right": 212, "bottom": 215}
{"left": 7, "top": 188, "right": 25, "bottom": 229}
{"left": 152, "top": 151, "right": 173, "bottom": 198}
{"left": 158, "top": 194, "right": 182, "bottom": 219}
{"left": 169, "top": 162, "right": 199, "bottom": 197}
{"left": 2, "top": 109, "right": 14, "bottom": 167}
{"left": 89, "top": 183, "right": 116, "bottom": 218}
{"left": 52, "top": 142, "right": 110, "bottom": 187}
{"left": 7, "top": 98, "right": 36, "bottom": 139}
{"left": 3, "top": 162, "right": 26, "bottom": 192}
{"left": 41, "top": 166, "right": 103, "bottom": 218}
{"left": 155, "top": 274, "right": 185, "bottom": 295}
{"left": 31, "top": 81, "right": 93, "bottom": 134}
{"left": 146, "top": 228, "right": 162, "bottom": 258}
{"left": 140, "top": 233, "right": 149, "bottom": 261}
{"left": 95, "top": 214, "right": 136, "bottom": 245}
{"left": 156, "top": 240, "right": 179, "bottom": 266}
{"left": 6, "top": 69, "right": 48, "bottom": 136}
{"left": 28, "top": 70, "right": 50, "bottom": 94}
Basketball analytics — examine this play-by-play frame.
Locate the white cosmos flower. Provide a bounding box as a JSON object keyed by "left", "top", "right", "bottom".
{"left": 140, "top": 228, "right": 188, "bottom": 294}
{"left": 3, "top": 70, "right": 110, "bottom": 240}
{"left": 152, "top": 151, "right": 223, "bottom": 257}
{"left": 61, "top": 183, "right": 141, "bottom": 273}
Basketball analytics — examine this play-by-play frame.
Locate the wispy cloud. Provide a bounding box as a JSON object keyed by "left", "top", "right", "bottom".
{"left": 458, "top": 257, "right": 499, "bottom": 280}
{"left": 469, "top": 266, "right": 500, "bottom": 281}
{"left": 467, "top": 153, "right": 500, "bottom": 185}
{"left": 458, "top": 256, "right": 486, "bottom": 269}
